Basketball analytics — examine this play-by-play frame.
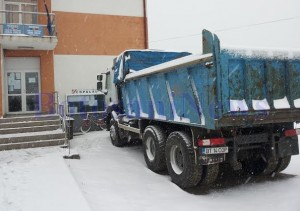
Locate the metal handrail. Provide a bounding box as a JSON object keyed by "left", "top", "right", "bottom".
{"left": 0, "top": 10, "right": 56, "bottom": 36}
{"left": 53, "top": 91, "right": 68, "bottom": 142}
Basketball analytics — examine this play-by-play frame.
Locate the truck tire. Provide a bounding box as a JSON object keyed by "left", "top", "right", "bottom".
{"left": 274, "top": 156, "right": 291, "bottom": 173}
{"left": 110, "top": 120, "right": 125, "bottom": 147}
{"left": 242, "top": 158, "right": 267, "bottom": 176}
{"left": 142, "top": 126, "right": 166, "bottom": 172}
{"left": 165, "top": 131, "right": 202, "bottom": 189}
{"left": 199, "top": 164, "right": 219, "bottom": 185}
{"left": 242, "top": 157, "right": 278, "bottom": 176}
{"left": 262, "top": 158, "right": 278, "bottom": 175}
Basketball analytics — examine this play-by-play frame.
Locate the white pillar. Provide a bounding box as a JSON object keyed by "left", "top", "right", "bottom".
{"left": 0, "top": 45, "right": 4, "bottom": 117}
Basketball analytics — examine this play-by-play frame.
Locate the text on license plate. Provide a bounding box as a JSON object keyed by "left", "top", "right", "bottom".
{"left": 202, "top": 147, "right": 228, "bottom": 155}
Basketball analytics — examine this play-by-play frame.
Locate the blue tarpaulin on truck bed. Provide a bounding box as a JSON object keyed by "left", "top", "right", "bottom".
{"left": 114, "top": 50, "right": 191, "bottom": 84}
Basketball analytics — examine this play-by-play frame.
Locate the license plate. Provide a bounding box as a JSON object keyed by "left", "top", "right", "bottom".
{"left": 199, "top": 154, "right": 225, "bottom": 165}
{"left": 201, "top": 147, "right": 228, "bottom": 155}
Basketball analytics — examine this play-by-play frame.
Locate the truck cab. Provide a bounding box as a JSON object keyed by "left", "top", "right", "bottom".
{"left": 97, "top": 68, "right": 118, "bottom": 107}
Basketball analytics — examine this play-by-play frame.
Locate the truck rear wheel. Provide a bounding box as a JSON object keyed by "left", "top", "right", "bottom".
{"left": 262, "top": 158, "right": 278, "bottom": 175}
{"left": 110, "top": 120, "right": 125, "bottom": 147}
{"left": 242, "top": 158, "right": 267, "bottom": 176}
{"left": 242, "top": 156, "right": 280, "bottom": 176}
{"left": 142, "top": 126, "right": 166, "bottom": 172}
{"left": 165, "top": 131, "right": 202, "bottom": 189}
{"left": 274, "top": 156, "right": 291, "bottom": 173}
{"left": 199, "top": 164, "right": 219, "bottom": 185}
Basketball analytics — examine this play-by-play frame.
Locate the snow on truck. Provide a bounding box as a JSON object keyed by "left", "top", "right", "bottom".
{"left": 97, "top": 30, "right": 300, "bottom": 188}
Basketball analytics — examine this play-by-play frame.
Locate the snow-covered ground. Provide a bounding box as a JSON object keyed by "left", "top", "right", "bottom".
{"left": 0, "top": 146, "right": 91, "bottom": 211}
{"left": 1, "top": 131, "right": 300, "bottom": 211}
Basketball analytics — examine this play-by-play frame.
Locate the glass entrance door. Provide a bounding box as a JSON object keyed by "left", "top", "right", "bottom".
{"left": 6, "top": 71, "right": 40, "bottom": 113}
{"left": 25, "top": 72, "right": 40, "bottom": 112}
{"left": 7, "top": 72, "right": 22, "bottom": 112}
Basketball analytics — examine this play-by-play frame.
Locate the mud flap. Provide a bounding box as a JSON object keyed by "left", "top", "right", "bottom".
{"left": 277, "top": 136, "right": 299, "bottom": 158}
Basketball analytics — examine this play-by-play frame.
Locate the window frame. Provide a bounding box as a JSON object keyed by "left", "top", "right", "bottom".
{"left": 4, "top": 0, "right": 38, "bottom": 25}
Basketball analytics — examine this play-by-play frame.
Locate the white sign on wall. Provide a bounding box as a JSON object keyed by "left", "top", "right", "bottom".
{"left": 71, "top": 89, "right": 102, "bottom": 95}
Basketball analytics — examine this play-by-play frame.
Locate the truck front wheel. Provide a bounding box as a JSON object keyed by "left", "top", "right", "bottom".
{"left": 110, "top": 120, "right": 125, "bottom": 147}
{"left": 142, "top": 126, "right": 166, "bottom": 172}
{"left": 165, "top": 131, "right": 202, "bottom": 189}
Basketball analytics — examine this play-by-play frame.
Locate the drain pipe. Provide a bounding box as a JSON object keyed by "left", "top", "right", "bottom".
{"left": 143, "top": 0, "right": 149, "bottom": 49}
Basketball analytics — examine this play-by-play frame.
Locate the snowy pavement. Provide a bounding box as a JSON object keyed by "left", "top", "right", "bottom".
{"left": 0, "top": 147, "right": 91, "bottom": 211}
{"left": 1, "top": 131, "right": 300, "bottom": 211}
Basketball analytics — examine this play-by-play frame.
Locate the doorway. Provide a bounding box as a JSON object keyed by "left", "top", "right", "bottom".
{"left": 5, "top": 58, "right": 41, "bottom": 114}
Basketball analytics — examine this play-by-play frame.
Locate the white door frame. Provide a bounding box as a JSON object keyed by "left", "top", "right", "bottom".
{"left": 4, "top": 58, "right": 41, "bottom": 114}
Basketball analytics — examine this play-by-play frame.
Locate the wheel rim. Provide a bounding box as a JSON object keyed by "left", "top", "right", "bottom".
{"left": 110, "top": 125, "right": 117, "bottom": 141}
{"left": 170, "top": 145, "right": 184, "bottom": 175}
{"left": 145, "top": 136, "right": 156, "bottom": 162}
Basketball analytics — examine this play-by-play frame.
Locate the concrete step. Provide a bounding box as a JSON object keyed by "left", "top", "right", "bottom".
{"left": 0, "top": 114, "right": 66, "bottom": 151}
{"left": 0, "top": 119, "right": 61, "bottom": 129}
{"left": 0, "top": 114, "right": 60, "bottom": 124}
{"left": 0, "top": 139, "right": 66, "bottom": 151}
{"left": 0, "top": 125, "right": 60, "bottom": 135}
{"left": 0, "top": 130, "right": 65, "bottom": 144}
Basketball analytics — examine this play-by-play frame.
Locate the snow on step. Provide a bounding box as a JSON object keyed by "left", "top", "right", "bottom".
{"left": 0, "top": 139, "right": 66, "bottom": 151}
{"left": 0, "top": 119, "right": 60, "bottom": 129}
{"left": 0, "top": 113, "right": 66, "bottom": 151}
{"left": 0, "top": 129, "right": 66, "bottom": 151}
{"left": 0, "top": 114, "right": 60, "bottom": 124}
{"left": 0, "top": 128, "right": 64, "bottom": 139}
{"left": 0, "top": 125, "right": 60, "bottom": 135}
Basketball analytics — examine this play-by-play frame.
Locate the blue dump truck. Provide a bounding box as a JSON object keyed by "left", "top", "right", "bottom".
{"left": 98, "top": 30, "right": 300, "bottom": 188}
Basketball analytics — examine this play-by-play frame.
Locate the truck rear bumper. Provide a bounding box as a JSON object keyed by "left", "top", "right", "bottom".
{"left": 197, "top": 134, "right": 299, "bottom": 166}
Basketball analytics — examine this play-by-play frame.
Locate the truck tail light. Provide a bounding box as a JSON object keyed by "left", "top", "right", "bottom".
{"left": 285, "top": 129, "right": 300, "bottom": 137}
{"left": 198, "top": 138, "right": 225, "bottom": 146}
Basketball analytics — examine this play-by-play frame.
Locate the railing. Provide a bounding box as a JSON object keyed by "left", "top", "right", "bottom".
{"left": 0, "top": 10, "right": 56, "bottom": 37}
{"left": 53, "top": 91, "right": 66, "bottom": 120}
{"left": 53, "top": 91, "right": 68, "bottom": 142}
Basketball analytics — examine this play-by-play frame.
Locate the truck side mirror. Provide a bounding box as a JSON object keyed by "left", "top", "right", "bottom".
{"left": 97, "top": 82, "right": 102, "bottom": 91}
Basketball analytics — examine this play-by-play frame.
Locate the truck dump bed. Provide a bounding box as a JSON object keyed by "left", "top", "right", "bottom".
{"left": 117, "top": 30, "right": 300, "bottom": 129}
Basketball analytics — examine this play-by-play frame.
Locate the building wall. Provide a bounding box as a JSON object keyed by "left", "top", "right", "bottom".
{"left": 0, "top": 0, "right": 147, "bottom": 116}
{"left": 52, "top": 0, "right": 147, "bottom": 99}
{"left": 0, "top": 0, "right": 54, "bottom": 116}
{"left": 54, "top": 12, "right": 146, "bottom": 56}
{"left": 51, "top": 0, "right": 144, "bottom": 17}
{"left": 54, "top": 55, "right": 115, "bottom": 104}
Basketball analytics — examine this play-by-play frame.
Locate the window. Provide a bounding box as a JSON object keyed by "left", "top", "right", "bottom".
{"left": 4, "top": 0, "right": 38, "bottom": 24}
{"left": 67, "top": 94, "right": 105, "bottom": 114}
